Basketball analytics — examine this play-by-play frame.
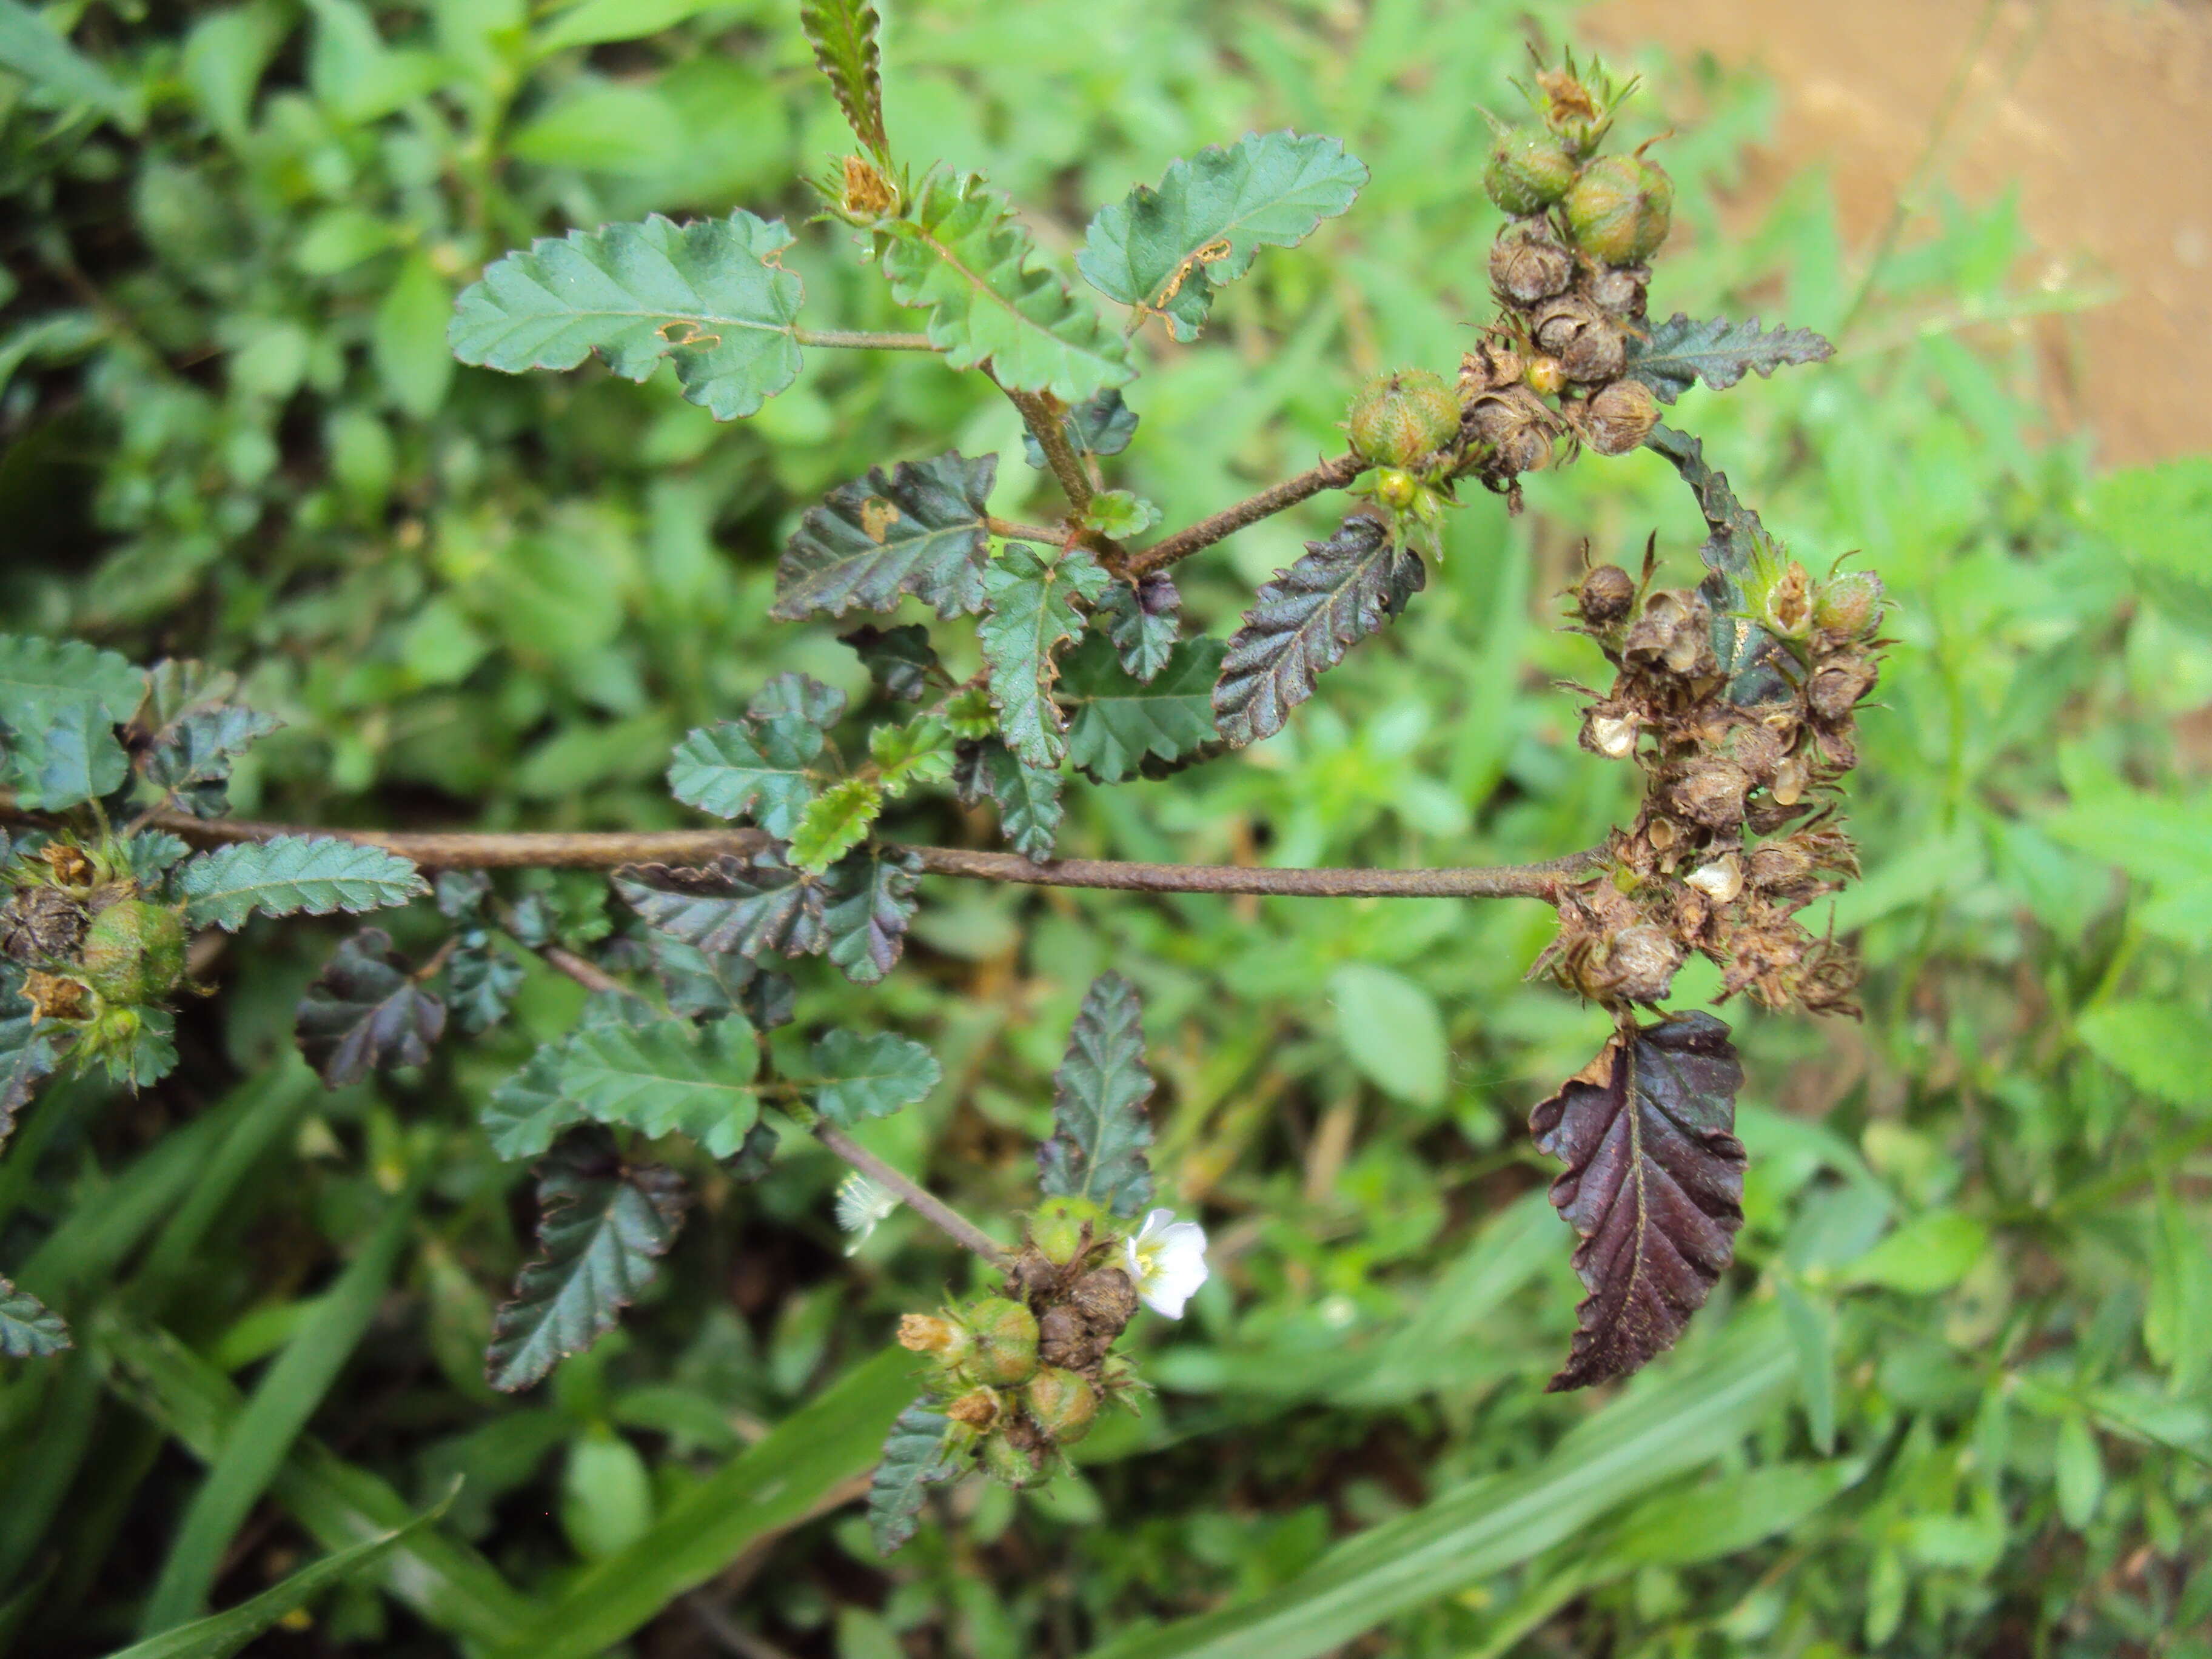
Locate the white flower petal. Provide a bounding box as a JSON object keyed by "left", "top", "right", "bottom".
{"left": 1124, "top": 1208, "right": 1209, "bottom": 1319}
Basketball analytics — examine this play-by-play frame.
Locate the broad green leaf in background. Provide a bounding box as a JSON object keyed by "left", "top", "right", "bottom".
{"left": 0, "top": 633, "right": 144, "bottom": 808}
{"left": 772, "top": 452, "right": 999, "bottom": 621}
{"left": 506, "top": 83, "right": 687, "bottom": 176}
{"left": 799, "top": 0, "right": 886, "bottom": 156}
{"left": 1059, "top": 634, "right": 1225, "bottom": 783}
{"left": 177, "top": 837, "right": 428, "bottom": 931}
{"left": 1327, "top": 963, "right": 1448, "bottom": 1109}
{"left": 0, "top": 0, "right": 142, "bottom": 128}
{"left": 1213, "top": 516, "right": 1423, "bottom": 748}
{"left": 808, "top": 1030, "right": 940, "bottom": 1125}
{"left": 2076, "top": 997, "right": 2212, "bottom": 1107}
{"left": 374, "top": 252, "right": 454, "bottom": 418}
{"left": 129, "top": 660, "right": 280, "bottom": 816}
{"left": 487, "top": 1131, "right": 686, "bottom": 1393}
{"left": 880, "top": 172, "right": 1132, "bottom": 402}
{"left": 1078, "top": 131, "right": 1368, "bottom": 341}
{"left": 1038, "top": 973, "right": 1155, "bottom": 1217}
{"left": 868, "top": 1399, "right": 958, "bottom": 1555}
{"left": 980, "top": 543, "right": 1110, "bottom": 769}
{"left": 102, "top": 1492, "right": 454, "bottom": 1659}
{"left": 449, "top": 211, "right": 805, "bottom": 420}
{"left": 533, "top": 0, "right": 726, "bottom": 53}
{"left": 2091, "top": 456, "right": 2212, "bottom": 634}
{"left": 554, "top": 1016, "right": 762, "bottom": 1155}
{"left": 1622, "top": 312, "right": 1834, "bottom": 404}
{"left": 1835, "top": 1209, "right": 1990, "bottom": 1293}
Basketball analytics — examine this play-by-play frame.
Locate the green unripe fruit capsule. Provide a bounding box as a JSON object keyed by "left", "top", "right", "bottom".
{"left": 981, "top": 1433, "right": 1061, "bottom": 1490}
{"left": 1029, "top": 1196, "right": 1107, "bottom": 1267}
{"left": 1373, "top": 469, "right": 1419, "bottom": 512}
{"left": 78, "top": 898, "right": 186, "bottom": 1005}
{"left": 1815, "top": 571, "right": 1884, "bottom": 637}
{"left": 1483, "top": 124, "right": 1578, "bottom": 216}
{"left": 1345, "top": 369, "right": 1460, "bottom": 468}
{"left": 960, "top": 1296, "right": 1041, "bottom": 1387}
{"left": 1023, "top": 1366, "right": 1100, "bottom": 1444}
{"left": 1565, "top": 155, "right": 1674, "bottom": 266}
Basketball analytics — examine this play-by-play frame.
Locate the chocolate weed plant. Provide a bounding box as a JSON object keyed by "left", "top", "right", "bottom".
{"left": 0, "top": 9, "right": 1871, "bottom": 1571}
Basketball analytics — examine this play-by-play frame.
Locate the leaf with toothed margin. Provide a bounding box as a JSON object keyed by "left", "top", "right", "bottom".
{"left": 666, "top": 676, "right": 843, "bottom": 838}
{"left": 178, "top": 837, "right": 429, "bottom": 931}
{"left": 868, "top": 1398, "right": 961, "bottom": 1555}
{"left": 553, "top": 1015, "right": 763, "bottom": 1158}
{"left": 823, "top": 845, "right": 921, "bottom": 985}
{"left": 612, "top": 850, "right": 830, "bottom": 963}
{"left": 842, "top": 624, "right": 940, "bottom": 702}
{"left": 773, "top": 452, "right": 999, "bottom": 622}
{"left": 0, "top": 967, "right": 59, "bottom": 1153}
{"left": 1094, "top": 572, "right": 1181, "bottom": 683}
{"left": 0, "top": 1277, "right": 69, "bottom": 1358}
{"left": 294, "top": 928, "right": 448, "bottom": 1087}
{"left": 1059, "top": 633, "right": 1225, "bottom": 784}
{"left": 1643, "top": 423, "right": 1790, "bottom": 699}
{"left": 979, "top": 543, "right": 1110, "bottom": 769}
{"left": 956, "top": 739, "right": 1062, "bottom": 862}
{"left": 789, "top": 778, "right": 883, "bottom": 874}
{"left": 129, "top": 659, "right": 281, "bottom": 817}
{"left": 1038, "top": 972, "right": 1156, "bottom": 1218}
{"left": 1623, "top": 313, "right": 1834, "bottom": 406}
{"left": 881, "top": 171, "right": 1134, "bottom": 402}
{"left": 1529, "top": 1011, "right": 1747, "bottom": 1391}
{"left": 809, "top": 1030, "right": 940, "bottom": 1126}
{"left": 449, "top": 211, "right": 805, "bottom": 421}
{"left": 1022, "top": 387, "right": 1138, "bottom": 471}
{"left": 1078, "top": 131, "right": 1368, "bottom": 341}
{"left": 486, "top": 1130, "right": 687, "bottom": 1392}
{"left": 1212, "top": 514, "right": 1424, "bottom": 748}
{"left": 444, "top": 933, "right": 524, "bottom": 1034}
{"left": 799, "top": 0, "right": 885, "bottom": 155}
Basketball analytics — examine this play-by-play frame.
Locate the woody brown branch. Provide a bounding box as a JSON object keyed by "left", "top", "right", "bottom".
{"left": 1125, "top": 451, "right": 1371, "bottom": 577}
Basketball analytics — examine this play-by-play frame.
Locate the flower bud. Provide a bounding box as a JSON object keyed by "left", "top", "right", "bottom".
{"left": 1581, "top": 378, "right": 1658, "bottom": 456}
{"left": 898, "top": 1312, "right": 973, "bottom": 1367}
{"left": 1373, "top": 468, "right": 1419, "bottom": 512}
{"left": 1022, "top": 1367, "right": 1099, "bottom": 1444}
{"left": 943, "top": 1387, "right": 1001, "bottom": 1430}
{"left": 1566, "top": 155, "right": 1674, "bottom": 266}
{"left": 1575, "top": 563, "right": 1636, "bottom": 625}
{"left": 1815, "top": 571, "right": 1885, "bottom": 638}
{"left": 840, "top": 154, "right": 898, "bottom": 218}
{"left": 39, "top": 843, "right": 95, "bottom": 887}
{"left": 1488, "top": 223, "right": 1574, "bottom": 306}
{"left": 78, "top": 898, "right": 187, "bottom": 1005}
{"left": 1345, "top": 369, "right": 1460, "bottom": 468}
{"left": 1531, "top": 57, "right": 1625, "bottom": 158}
{"left": 1483, "top": 124, "right": 1579, "bottom": 216}
{"left": 1028, "top": 1195, "right": 1106, "bottom": 1267}
{"left": 961, "top": 1296, "right": 1041, "bottom": 1387}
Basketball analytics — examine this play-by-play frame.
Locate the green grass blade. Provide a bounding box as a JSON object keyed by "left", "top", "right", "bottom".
{"left": 136, "top": 1172, "right": 426, "bottom": 1635}
{"left": 96, "top": 1311, "right": 534, "bottom": 1644}
{"left": 488, "top": 1343, "right": 916, "bottom": 1659}
{"left": 1081, "top": 1315, "right": 1795, "bottom": 1659}
{"left": 95, "top": 1489, "right": 455, "bottom": 1659}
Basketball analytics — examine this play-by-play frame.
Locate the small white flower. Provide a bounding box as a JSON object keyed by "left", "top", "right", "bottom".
{"left": 1123, "top": 1207, "right": 1208, "bottom": 1319}
{"left": 834, "top": 1171, "right": 899, "bottom": 1256}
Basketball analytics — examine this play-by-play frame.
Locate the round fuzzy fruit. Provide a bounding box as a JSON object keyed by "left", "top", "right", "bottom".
{"left": 1565, "top": 155, "right": 1674, "bottom": 266}
{"left": 962, "top": 1296, "right": 1041, "bottom": 1387}
{"left": 1023, "top": 1367, "right": 1100, "bottom": 1444}
{"left": 78, "top": 898, "right": 186, "bottom": 1005}
{"left": 1346, "top": 369, "right": 1460, "bottom": 468}
{"left": 1484, "top": 124, "right": 1578, "bottom": 216}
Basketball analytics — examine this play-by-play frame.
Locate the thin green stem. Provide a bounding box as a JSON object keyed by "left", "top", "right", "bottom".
{"left": 791, "top": 328, "right": 940, "bottom": 352}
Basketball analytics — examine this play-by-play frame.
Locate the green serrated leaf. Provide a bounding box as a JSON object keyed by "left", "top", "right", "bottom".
{"left": 446, "top": 933, "right": 525, "bottom": 1034}
{"left": 869, "top": 716, "right": 955, "bottom": 798}
{"left": 1082, "top": 489, "right": 1162, "bottom": 539}
{"left": 484, "top": 1043, "right": 579, "bottom": 1162}
{"left": 868, "top": 1398, "right": 960, "bottom": 1555}
{"left": 487, "top": 1131, "right": 687, "bottom": 1392}
{"left": 0, "top": 968, "right": 61, "bottom": 1150}
{"left": 131, "top": 659, "right": 281, "bottom": 814}
{"left": 789, "top": 777, "right": 883, "bottom": 874}
{"left": 980, "top": 544, "right": 1110, "bottom": 769}
{"left": 960, "top": 739, "right": 1062, "bottom": 861}
{"left": 449, "top": 211, "right": 804, "bottom": 421}
{"left": 943, "top": 684, "right": 998, "bottom": 740}
{"left": 666, "top": 720, "right": 829, "bottom": 838}
{"left": 1038, "top": 972, "right": 1155, "bottom": 1216}
{"left": 124, "top": 831, "right": 193, "bottom": 886}
{"left": 0, "top": 632, "right": 144, "bottom": 729}
{"left": 1022, "top": 387, "right": 1137, "bottom": 470}
{"left": 748, "top": 671, "right": 848, "bottom": 729}
{"left": 881, "top": 172, "right": 1133, "bottom": 401}
{"left": 772, "top": 451, "right": 999, "bottom": 622}
{"left": 841, "top": 624, "right": 940, "bottom": 702}
{"left": 295, "top": 928, "right": 448, "bottom": 1088}
{"left": 613, "top": 852, "right": 831, "bottom": 963}
{"left": 799, "top": 0, "right": 885, "bottom": 156}
{"left": 0, "top": 1275, "right": 69, "bottom": 1358}
{"left": 1213, "top": 515, "right": 1424, "bottom": 748}
{"left": 823, "top": 845, "right": 922, "bottom": 985}
{"left": 1094, "top": 572, "right": 1181, "bottom": 682}
{"left": 1078, "top": 131, "right": 1367, "bottom": 341}
{"left": 809, "top": 1030, "right": 940, "bottom": 1126}
{"left": 1059, "top": 634, "right": 1226, "bottom": 783}
{"left": 1623, "top": 313, "right": 1835, "bottom": 406}
{"left": 555, "top": 1016, "right": 763, "bottom": 1157}
{"left": 4, "top": 699, "right": 130, "bottom": 811}
{"left": 178, "top": 837, "right": 428, "bottom": 932}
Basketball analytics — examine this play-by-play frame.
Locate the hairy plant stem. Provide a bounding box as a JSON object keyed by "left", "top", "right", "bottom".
{"left": 996, "top": 381, "right": 1093, "bottom": 509}
{"left": 87, "top": 807, "right": 1604, "bottom": 899}
{"left": 1127, "top": 451, "right": 1370, "bottom": 576}
{"left": 498, "top": 913, "right": 1012, "bottom": 1267}
{"left": 789, "top": 328, "right": 939, "bottom": 351}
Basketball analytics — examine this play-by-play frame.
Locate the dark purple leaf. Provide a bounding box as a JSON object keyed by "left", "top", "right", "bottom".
{"left": 295, "top": 928, "right": 447, "bottom": 1087}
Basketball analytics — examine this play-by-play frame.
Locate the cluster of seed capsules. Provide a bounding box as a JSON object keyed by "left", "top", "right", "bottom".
{"left": 1, "top": 839, "right": 190, "bottom": 1076}
{"left": 1339, "top": 54, "right": 1676, "bottom": 548}
{"left": 896, "top": 1197, "right": 1148, "bottom": 1490}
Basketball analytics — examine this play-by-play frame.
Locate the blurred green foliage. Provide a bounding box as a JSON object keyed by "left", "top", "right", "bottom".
{"left": 3, "top": 0, "right": 2211, "bottom": 1655}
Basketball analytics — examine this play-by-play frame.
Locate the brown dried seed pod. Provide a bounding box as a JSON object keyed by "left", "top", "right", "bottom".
{"left": 1577, "top": 563, "right": 1637, "bottom": 625}
{"left": 1668, "top": 758, "right": 1753, "bottom": 830}
{"left": 1746, "top": 840, "right": 1815, "bottom": 892}
{"left": 1581, "top": 378, "right": 1658, "bottom": 457}
{"left": 1532, "top": 296, "right": 1625, "bottom": 384}
{"left": 1458, "top": 339, "right": 1524, "bottom": 397}
{"left": 1, "top": 886, "right": 88, "bottom": 964}
{"left": 1466, "top": 387, "right": 1559, "bottom": 477}
{"left": 1068, "top": 1267, "right": 1138, "bottom": 1333}
{"left": 1584, "top": 263, "right": 1651, "bottom": 318}
{"left": 1488, "top": 221, "right": 1575, "bottom": 306}
{"left": 22, "top": 970, "right": 90, "bottom": 1023}
{"left": 1036, "top": 1303, "right": 1103, "bottom": 1372}
{"left": 1808, "top": 659, "right": 1878, "bottom": 725}
{"left": 1587, "top": 923, "right": 1683, "bottom": 1004}
{"left": 1622, "top": 588, "right": 1715, "bottom": 676}
{"left": 39, "top": 843, "right": 95, "bottom": 886}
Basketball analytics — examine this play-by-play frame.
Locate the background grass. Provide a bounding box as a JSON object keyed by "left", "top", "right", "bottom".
{"left": 3, "top": 0, "right": 2211, "bottom": 1654}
